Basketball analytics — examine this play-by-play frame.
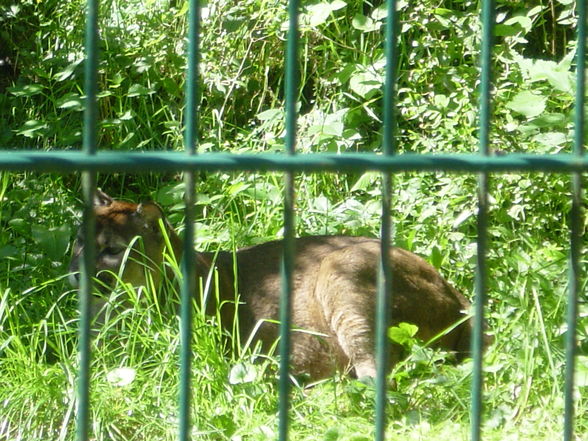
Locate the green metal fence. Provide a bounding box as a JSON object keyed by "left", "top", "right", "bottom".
{"left": 0, "top": 0, "right": 585, "bottom": 440}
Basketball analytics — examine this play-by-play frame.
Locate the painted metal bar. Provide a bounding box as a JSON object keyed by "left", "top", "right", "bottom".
{"left": 471, "top": 1, "right": 495, "bottom": 440}
{"left": 1, "top": 151, "right": 588, "bottom": 173}
{"left": 375, "top": 171, "right": 392, "bottom": 440}
{"left": 178, "top": 0, "right": 200, "bottom": 439}
{"left": 564, "top": 1, "right": 586, "bottom": 440}
{"left": 77, "top": 0, "right": 99, "bottom": 439}
{"left": 184, "top": 0, "right": 200, "bottom": 157}
{"left": 471, "top": 172, "right": 488, "bottom": 441}
{"left": 78, "top": 173, "right": 95, "bottom": 441}
{"left": 82, "top": 3, "right": 99, "bottom": 157}
{"left": 375, "top": 0, "right": 399, "bottom": 439}
{"left": 278, "top": 0, "right": 299, "bottom": 439}
{"left": 179, "top": 172, "right": 196, "bottom": 441}
{"left": 284, "top": 0, "right": 300, "bottom": 153}
{"left": 278, "top": 171, "right": 295, "bottom": 441}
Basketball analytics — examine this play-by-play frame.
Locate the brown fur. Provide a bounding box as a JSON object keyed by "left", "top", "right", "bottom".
{"left": 70, "top": 190, "right": 484, "bottom": 380}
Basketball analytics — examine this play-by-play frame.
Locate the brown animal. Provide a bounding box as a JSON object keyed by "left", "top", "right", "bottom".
{"left": 69, "top": 190, "right": 479, "bottom": 380}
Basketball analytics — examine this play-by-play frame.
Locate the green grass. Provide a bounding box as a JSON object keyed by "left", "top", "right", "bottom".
{"left": 0, "top": 170, "right": 586, "bottom": 441}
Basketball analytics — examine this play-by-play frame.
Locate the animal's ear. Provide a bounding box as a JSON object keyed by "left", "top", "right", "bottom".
{"left": 136, "top": 201, "right": 164, "bottom": 225}
{"left": 94, "top": 189, "right": 114, "bottom": 207}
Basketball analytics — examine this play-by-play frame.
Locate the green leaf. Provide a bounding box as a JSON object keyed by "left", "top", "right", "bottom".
{"left": 8, "top": 218, "right": 27, "bottom": 234}
{"left": 434, "top": 94, "right": 450, "bottom": 109}
{"left": 371, "top": 4, "right": 388, "bottom": 21}
{"left": 430, "top": 245, "right": 444, "bottom": 268}
{"left": 227, "top": 181, "right": 250, "bottom": 196}
{"left": 54, "top": 59, "right": 82, "bottom": 81}
{"left": 57, "top": 92, "right": 84, "bottom": 111}
{"left": 174, "top": 1, "right": 189, "bottom": 16}
{"left": 388, "top": 322, "right": 419, "bottom": 347}
{"left": 350, "top": 172, "right": 378, "bottom": 192}
{"left": 433, "top": 8, "right": 453, "bottom": 16}
{"left": 324, "top": 426, "right": 341, "bottom": 441}
{"left": 336, "top": 64, "right": 356, "bottom": 84}
{"left": 329, "top": 0, "right": 346, "bottom": 11}
{"left": 453, "top": 208, "right": 473, "bottom": 228}
{"left": 504, "top": 15, "right": 533, "bottom": 33}
{"left": 16, "top": 120, "right": 48, "bottom": 138}
{"left": 505, "top": 91, "right": 546, "bottom": 118}
{"left": 119, "top": 110, "right": 133, "bottom": 121}
{"left": 308, "top": 108, "right": 348, "bottom": 138}
{"left": 228, "top": 362, "right": 257, "bottom": 384}
{"left": 0, "top": 245, "right": 19, "bottom": 259}
{"left": 495, "top": 24, "right": 521, "bottom": 37}
{"left": 8, "top": 84, "right": 44, "bottom": 97}
{"left": 546, "top": 69, "right": 573, "bottom": 93}
{"left": 532, "top": 131, "right": 567, "bottom": 149}
{"left": 106, "top": 367, "right": 136, "bottom": 387}
{"left": 303, "top": 0, "right": 346, "bottom": 27}
{"left": 527, "top": 113, "right": 568, "bottom": 129}
{"left": 31, "top": 224, "right": 71, "bottom": 262}
{"left": 256, "top": 108, "right": 283, "bottom": 122}
{"left": 577, "top": 356, "right": 588, "bottom": 387}
{"left": 352, "top": 14, "right": 379, "bottom": 32}
{"left": 127, "top": 83, "right": 153, "bottom": 97}
{"left": 526, "top": 59, "right": 573, "bottom": 93}
{"left": 349, "top": 69, "right": 382, "bottom": 99}
{"left": 508, "top": 204, "right": 525, "bottom": 221}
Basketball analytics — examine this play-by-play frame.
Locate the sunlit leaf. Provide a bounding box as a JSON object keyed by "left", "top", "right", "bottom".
{"left": 106, "top": 367, "right": 137, "bottom": 387}
{"left": 388, "top": 322, "right": 419, "bottom": 347}
{"left": 54, "top": 60, "right": 82, "bottom": 81}
{"left": 57, "top": 93, "right": 84, "bottom": 110}
{"left": 127, "top": 84, "right": 153, "bottom": 97}
{"left": 16, "top": 120, "right": 48, "bottom": 137}
{"left": 229, "top": 362, "right": 257, "bottom": 384}
{"left": 8, "top": 84, "right": 43, "bottom": 97}
{"left": 505, "top": 91, "right": 546, "bottom": 118}
{"left": 256, "top": 108, "right": 283, "bottom": 122}
{"left": 352, "top": 14, "right": 380, "bottom": 32}
{"left": 349, "top": 69, "right": 382, "bottom": 99}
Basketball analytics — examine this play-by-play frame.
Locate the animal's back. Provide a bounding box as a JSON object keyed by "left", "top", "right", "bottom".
{"left": 231, "top": 236, "right": 473, "bottom": 379}
{"left": 235, "top": 236, "right": 375, "bottom": 323}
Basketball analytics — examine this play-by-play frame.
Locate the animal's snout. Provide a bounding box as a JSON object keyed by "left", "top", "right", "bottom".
{"left": 68, "top": 270, "right": 80, "bottom": 288}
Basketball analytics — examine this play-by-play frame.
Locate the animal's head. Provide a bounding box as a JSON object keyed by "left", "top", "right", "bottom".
{"left": 69, "top": 190, "right": 182, "bottom": 292}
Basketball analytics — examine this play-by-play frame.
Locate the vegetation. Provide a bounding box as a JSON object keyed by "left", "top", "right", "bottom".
{"left": 0, "top": 0, "right": 586, "bottom": 440}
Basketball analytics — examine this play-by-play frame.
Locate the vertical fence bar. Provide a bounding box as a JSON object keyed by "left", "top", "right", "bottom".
{"left": 471, "top": 1, "right": 494, "bottom": 440}
{"left": 179, "top": 0, "right": 200, "bottom": 439}
{"left": 278, "top": 0, "right": 299, "bottom": 440}
{"left": 78, "top": 173, "right": 95, "bottom": 441}
{"left": 179, "top": 173, "right": 196, "bottom": 441}
{"left": 563, "top": 2, "right": 585, "bottom": 440}
{"left": 375, "top": 0, "right": 399, "bottom": 440}
{"left": 77, "top": 0, "right": 99, "bottom": 440}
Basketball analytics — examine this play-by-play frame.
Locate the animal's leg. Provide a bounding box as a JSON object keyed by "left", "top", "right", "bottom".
{"left": 313, "top": 246, "right": 380, "bottom": 379}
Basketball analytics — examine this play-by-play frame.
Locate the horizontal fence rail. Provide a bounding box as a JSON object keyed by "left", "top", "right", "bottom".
{"left": 0, "top": 151, "right": 588, "bottom": 173}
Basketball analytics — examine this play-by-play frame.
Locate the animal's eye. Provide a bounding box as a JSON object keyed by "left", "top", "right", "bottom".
{"left": 104, "top": 246, "right": 125, "bottom": 255}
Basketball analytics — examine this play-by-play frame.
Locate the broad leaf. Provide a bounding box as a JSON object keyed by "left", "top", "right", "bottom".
{"left": 506, "top": 91, "right": 546, "bottom": 118}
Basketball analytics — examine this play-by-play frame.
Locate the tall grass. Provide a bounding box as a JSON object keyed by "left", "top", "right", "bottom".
{"left": 1, "top": 169, "right": 586, "bottom": 440}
